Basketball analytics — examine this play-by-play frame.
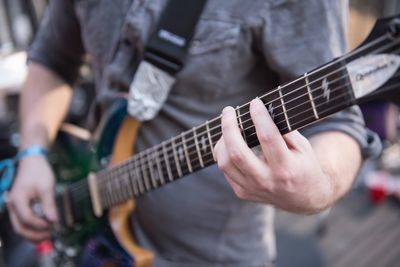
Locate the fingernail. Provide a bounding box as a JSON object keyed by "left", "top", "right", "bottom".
{"left": 251, "top": 98, "right": 263, "bottom": 108}
{"left": 222, "top": 106, "right": 233, "bottom": 115}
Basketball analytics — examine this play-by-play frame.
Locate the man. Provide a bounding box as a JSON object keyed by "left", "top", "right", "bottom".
{"left": 8, "top": 0, "right": 380, "bottom": 266}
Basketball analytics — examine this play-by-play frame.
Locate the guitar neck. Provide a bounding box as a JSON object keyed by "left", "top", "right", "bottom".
{"left": 86, "top": 23, "right": 400, "bottom": 212}
{"left": 96, "top": 62, "right": 357, "bottom": 210}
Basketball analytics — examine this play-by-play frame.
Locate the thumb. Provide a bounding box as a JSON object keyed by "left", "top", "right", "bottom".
{"left": 40, "top": 189, "right": 58, "bottom": 223}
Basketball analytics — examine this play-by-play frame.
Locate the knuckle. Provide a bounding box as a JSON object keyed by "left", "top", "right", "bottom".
{"left": 229, "top": 150, "right": 245, "bottom": 165}
{"left": 275, "top": 167, "right": 293, "bottom": 182}
{"left": 258, "top": 131, "right": 274, "bottom": 146}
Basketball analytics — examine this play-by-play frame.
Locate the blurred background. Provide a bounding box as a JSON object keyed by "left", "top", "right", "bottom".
{"left": 0, "top": 0, "right": 400, "bottom": 266}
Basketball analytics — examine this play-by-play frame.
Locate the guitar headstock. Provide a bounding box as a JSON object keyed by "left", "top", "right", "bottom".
{"left": 348, "top": 15, "right": 400, "bottom": 106}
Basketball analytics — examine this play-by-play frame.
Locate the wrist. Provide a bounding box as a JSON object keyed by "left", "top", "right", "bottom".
{"left": 16, "top": 145, "right": 48, "bottom": 161}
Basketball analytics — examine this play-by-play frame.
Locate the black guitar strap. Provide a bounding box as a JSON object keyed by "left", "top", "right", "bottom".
{"left": 128, "top": 0, "right": 208, "bottom": 121}
{"left": 146, "top": 0, "right": 208, "bottom": 74}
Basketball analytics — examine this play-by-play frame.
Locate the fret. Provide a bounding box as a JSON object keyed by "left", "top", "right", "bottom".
{"left": 309, "top": 60, "right": 353, "bottom": 118}
{"left": 155, "top": 147, "right": 165, "bottom": 185}
{"left": 131, "top": 172, "right": 140, "bottom": 196}
{"left": 107, "top": 180, "right": 116, "bottom": 205}
{"left": 305, "top": 73, "right": 319, "bottom": 119}
{"left": 139, "top": 154, "right": 151, "bottom": 191}
{"left": 112, "top": 177, "right": 122, "bottom": 204}
{"left": 261, "top": 88, "right": 287, "bottom": 135}
{"left": 206, "top": 120, "right": 216, "bottom": 161}
{"left": 147, "top": 150, "right": 159, "bottom": 188}
{"left": 196, "top": 124, "right": 213, "bottom": 165}
{"left": 162, "top": 141, "right": 174, "bottom": 182}
{"left": 181, "top": 133, "right": 193, "bottom": 173}
{"left": 278, "top": 86, "right": 292, "bottom": 131}
{"left": 236, "top": 106, "right": 247, "bottom": 143}
{"left": 193, "top": 127, "right": 204, "bottom": 168}
{"left": 281, "top": 76, "right": 316, "bottom": 131}
{"left": 104, "top": 175, "right": 114, "bottom": 206}
{"left": 172, "top": 137, "right": 183, "bottom": 177}
{"left": 236, "top": 104, "right": 254, "bottom": 145}
{"left": 113, "top": 166, "right": 125, "bottom": 201}
{"left": 127, "top": 159, "right": 140, "bottom": 196}
{"left": 133, "top": 157, "right": 145, "bottom": 194}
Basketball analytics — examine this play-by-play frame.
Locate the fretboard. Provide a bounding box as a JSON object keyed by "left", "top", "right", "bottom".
{"left": 96, "top": 62, "right": 356, "bottom": 209}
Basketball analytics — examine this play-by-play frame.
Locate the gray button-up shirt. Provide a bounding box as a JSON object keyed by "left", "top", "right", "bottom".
{"left": 29, "top": 0, "right": 380, "bottom": 266}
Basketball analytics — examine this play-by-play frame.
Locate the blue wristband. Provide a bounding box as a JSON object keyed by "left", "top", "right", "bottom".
{"left": 15, "top": 145, "right": 48, "bottom": 161}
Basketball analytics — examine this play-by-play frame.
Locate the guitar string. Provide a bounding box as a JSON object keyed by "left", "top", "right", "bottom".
{"left": 67, "top": 34, "right": 398, "bottom": 197}
{"left": 89, "top": 40, "right": 400, "bottom": 193}
{"left": 68, "top": 34, "right": 399, "bottom": 200}
{"left": 70, "top": 69, "right": 400, "bottom": 205}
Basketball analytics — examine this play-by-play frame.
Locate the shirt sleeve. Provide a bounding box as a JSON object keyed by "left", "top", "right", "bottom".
{"left": 28, "top": 0, "right": 85, "bottom": 85}
{"left": 260, "top": 0, "right": 381, "bottom": 158}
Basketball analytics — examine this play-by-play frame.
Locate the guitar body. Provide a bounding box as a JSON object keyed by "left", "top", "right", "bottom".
{"left": 51, "top": 99, "right": 153, "bottom": 266}
{"left": 50, "top": 15, "right": 400, "bottom": 267}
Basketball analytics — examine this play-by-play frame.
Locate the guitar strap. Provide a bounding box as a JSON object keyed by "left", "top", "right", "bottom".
{"left": 127, "top": 0, "right": 208, "bottom": 121}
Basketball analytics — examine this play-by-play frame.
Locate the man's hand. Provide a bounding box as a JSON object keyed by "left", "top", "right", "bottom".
{"left": 7, "top": 156, "right": 58, "bottom": 242}
{"left": 214, "top": 98, "right": 358, "bottom": 214}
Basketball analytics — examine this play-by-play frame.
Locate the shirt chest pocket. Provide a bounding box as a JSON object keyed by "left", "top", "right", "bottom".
{"left": 175, "top": 17, "right": 242, "bottom": 100}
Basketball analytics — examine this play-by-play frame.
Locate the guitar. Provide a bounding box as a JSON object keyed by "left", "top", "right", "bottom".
{"left": 50, "top": 15, "right": 400, "bottom": 266}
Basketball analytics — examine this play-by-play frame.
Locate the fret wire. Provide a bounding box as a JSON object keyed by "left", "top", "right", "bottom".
{"left": 172, "top": 138, "right": 183, "bottom": 177}
{"left": 126, "top": 161, "right": 137, "bottom": 197}
{"left": 108, "top": 179, "right": 116, "bottom": 206}
{"left": 206, "top": 121, "right": 216, "bottom": 161}
{"left": 181, "top": 133, "right": 193, "bottom": 173}
{"left": 140, "top": 154, "right": 151, "bottom": 191}
{"left": 278, "top": 86, "right": 292, "bottom": 131}
{"left": 127, "top": 159, "right": 140, "bottom": 196}
{"left": 304, "top": 72, "right": 319, "bottom": 119}
{"left": 116, "top": 161, "right": 128, "bottom": 202}
{"left": 112, "top": 177, "right": 121, "bottom": 204}
{"left": 90, "top": 41, "right": 400, "bottom": 198}
{"left": 119, "top": 163, "right": 130, "bottom": 201}
{"left": 155, "top": 147, "right": 165, "bottom": 185}
{"left": 162, "top": 141, "right": 174, "bottom": 182}
{"left": 147, "top": 148, "right": 158, "bottom": 188}
{"left": 236, "top": 105, "right": 247, "bottom": 142}
{"left": 134, "top": 155, "right": 145, "bottom": 194}
{"left": 193, "top": 127, "right": 204, "bottom": 168}
{"left": 124, "top": 167, "right": 135, "bottom": 198}
{"left": 109, "top": 167, "right": 117, "bottom": 205}
{"left": 108, "top": 172, "right": 116, "bottom": 206}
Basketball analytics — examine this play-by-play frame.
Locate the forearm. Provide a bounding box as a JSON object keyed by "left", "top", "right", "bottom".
{"left": 20, "top": 62, "right": 73, "bottom": 149}
{"left": 309, "top": 131, "right": 362, "bottom": 208}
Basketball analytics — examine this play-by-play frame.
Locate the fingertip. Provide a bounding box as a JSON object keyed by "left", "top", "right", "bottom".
{"left": 222, "top": 106, "right": 235, "bottom": 116}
